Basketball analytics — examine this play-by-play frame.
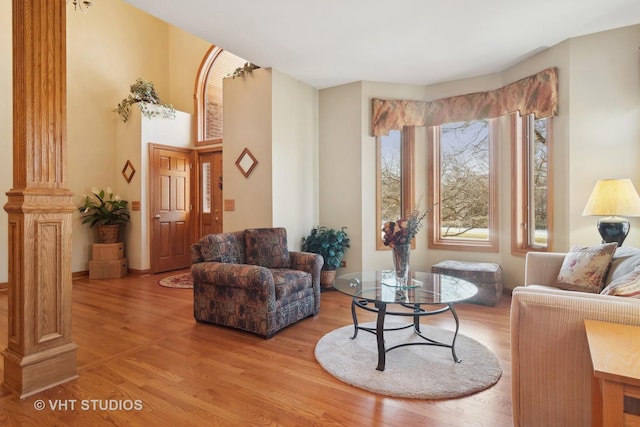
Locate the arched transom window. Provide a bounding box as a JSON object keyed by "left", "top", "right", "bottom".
{"left": 195, "top": 46, "right": 248, "bottom": 145}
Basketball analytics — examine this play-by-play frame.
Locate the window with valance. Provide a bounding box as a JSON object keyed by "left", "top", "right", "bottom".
{"left": 373, "top": 67, "right": 558, "bottom": 252}
{"left": 371, "top": 67, "right": 558, "bottom": 135}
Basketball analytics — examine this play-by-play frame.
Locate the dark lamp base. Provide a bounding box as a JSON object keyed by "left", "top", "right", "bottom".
{"left": 596, "top": 218, "right": 630, "bottom": 246}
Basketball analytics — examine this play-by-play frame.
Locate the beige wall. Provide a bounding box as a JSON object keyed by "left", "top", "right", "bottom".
{"left": 567, "top": 25, "right": 640, "bottom": 247}
{"left": 116, "top": 109, "right": 193, "bottom": 271}
{"left": 168, "top": 25, "right": 209, "bottom": 115}
{"left": 66, "top": 1, "right": 210, "bottom": 273}
{"left": 0, "top": 0, "right": 11, "bottom": 282}
{"left": 502, "top": 39, "right": 572, "bottom": 252}
{"left": 318, "top": 81, "right": 432, "bottom": 275}
{"left": 223, "top": 68, "right": 320, "bottom": 249}
{"left": 223, "top": 69, "right": 274, "bottom": 231}
{"left": 3, "top": 1, "right": 640, "bottom": 286}
{"left": 67, "top": 0, "right": 170, "bottom": 273}
{"left": 318, "top": 24, "right": 640, "bottom": 289}
{"left": 318, "top": 82, "right": 364, "bottom": 271}
{"left": 0, "top": 0, "right": 210, "bottom": 277}
{"left": 271, "top": 69, "right": 319, "bottom": 248}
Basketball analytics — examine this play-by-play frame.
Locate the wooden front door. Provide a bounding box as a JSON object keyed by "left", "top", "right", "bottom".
{"left": 198, "top": 150, "right": 223, "bottom": 237}
{"left": 150, "top": 144, "right": 193, "bottom": 273}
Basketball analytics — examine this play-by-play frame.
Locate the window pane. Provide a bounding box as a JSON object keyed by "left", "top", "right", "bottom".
{"left": 380, "top": 130, "right": 402, "bottom": 228}
{"left": 202, "top": 162, "right": 211, "bottom": 214}
{"left": 531, "top": 117, "right": 549, "bottom": 247}
{"left": 511, "top": 113, "right": 552, "bottom": 255}
{"left": 439, "top": 120, "right": 490, "bottom": 241}
{"left": 204, "top": 50, "right": 248, "bottom": 141}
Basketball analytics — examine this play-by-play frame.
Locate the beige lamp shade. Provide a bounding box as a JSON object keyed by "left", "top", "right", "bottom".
{"left": 582, "top": 179, "right": 640, "bottom": 217}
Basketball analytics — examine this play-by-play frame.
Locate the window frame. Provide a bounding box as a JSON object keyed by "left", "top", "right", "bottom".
{"left": 511, "top": 113, "right": 553, "bottom": 255}
{"left": 376, "top": 126, "right": 415, "bottom": 250}
{"left": 427, "top": 119, "right": 499, "bottom": 252}
{"left": 194, "top": 46, "right": 248, "bottom": 146}
{"left": 194, "top": 46, "right": 224, "bottom": 146}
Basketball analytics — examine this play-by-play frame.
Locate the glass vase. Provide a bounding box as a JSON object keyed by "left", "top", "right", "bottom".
{"left": 392, "top": 244, "right": 410, "bottom": 287}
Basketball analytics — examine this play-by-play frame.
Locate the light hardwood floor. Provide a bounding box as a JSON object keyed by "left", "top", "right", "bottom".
{"left": 0, "top": 272, "right": 514, "bottom": 426}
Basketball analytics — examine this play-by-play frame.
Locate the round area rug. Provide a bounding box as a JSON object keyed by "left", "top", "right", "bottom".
{"left": 158, "top": 272, "right": 193, "bottom": 289}
{"left": 315, "top": 322, "right": 502, "bottom": 399}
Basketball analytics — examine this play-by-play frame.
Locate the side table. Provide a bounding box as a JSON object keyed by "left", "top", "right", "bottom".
{"left": 584, "top": 319, "right": 640, "bottom": 427}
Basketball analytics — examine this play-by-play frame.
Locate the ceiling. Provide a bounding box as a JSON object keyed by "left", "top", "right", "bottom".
{"left": 123, "top": 0, "right": 640, "bottom": 89}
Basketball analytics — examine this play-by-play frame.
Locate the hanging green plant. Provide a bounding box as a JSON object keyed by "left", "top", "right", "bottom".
{"left": 228, "top": 62, "right": 260, "bottom": 79}
{"left": 114, "top": 78, "right": 176, "bottom": 123}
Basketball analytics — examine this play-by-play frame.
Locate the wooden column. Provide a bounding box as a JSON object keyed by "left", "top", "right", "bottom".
{"left": 3, "top": 0, "right": 78, "bottom": 398}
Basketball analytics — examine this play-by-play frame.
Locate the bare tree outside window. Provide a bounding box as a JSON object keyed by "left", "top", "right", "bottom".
{"left": 512, "top": 113, "right": 552, "bottom": 254}
{"left": 380, "top": 130, "right": 402, "bottom": 226}
{"left": 428, "top": 118, "right": 498, "bottom": 251}
{"left": 439, "top": 120, "right": 490, "bottom": 240}
{"left": 377, "top": 128, "right": 415, "bottom": 250}
{"left": 531, "top": 117, "right": 549, "bottom": 246}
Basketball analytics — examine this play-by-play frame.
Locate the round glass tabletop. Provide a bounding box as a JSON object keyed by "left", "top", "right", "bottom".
{"left": 333, "top": 270, "right": 478, "bottom": 305}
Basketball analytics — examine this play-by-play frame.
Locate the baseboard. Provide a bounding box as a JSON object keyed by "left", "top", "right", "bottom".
{"left": 73, "top": 267, "right": 152, "bottom": 279}
{"left": 0, "top": 282, "right": 6, "bottom": 291}
{"left": 127, "top": 268, "right": 152, "bottom": 276}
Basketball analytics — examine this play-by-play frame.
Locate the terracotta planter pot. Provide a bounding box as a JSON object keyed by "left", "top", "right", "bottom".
{"left": 95, "top": 225, "right": 120, "bottom": 244}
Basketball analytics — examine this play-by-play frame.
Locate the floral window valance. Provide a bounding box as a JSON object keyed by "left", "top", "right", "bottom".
{"left": 371, "top": 67, "right": 558, "bottom": 136}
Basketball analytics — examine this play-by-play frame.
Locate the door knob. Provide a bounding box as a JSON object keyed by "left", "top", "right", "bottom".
{"left": 154, "top": 214, "right": 160, "bottom": 218}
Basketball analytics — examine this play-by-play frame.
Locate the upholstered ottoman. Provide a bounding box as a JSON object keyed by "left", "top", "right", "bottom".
{"left": 431, "top": 260, "right": 503, "bottom": 306}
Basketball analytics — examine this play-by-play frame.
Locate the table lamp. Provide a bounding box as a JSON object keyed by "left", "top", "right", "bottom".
{"left": 582, "top": 179, "right": 640, "bottom": 246}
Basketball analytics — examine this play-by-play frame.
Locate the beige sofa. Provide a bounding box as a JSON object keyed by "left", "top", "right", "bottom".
{"left": 511, "top": 247, "right": 640, "bottom": 427}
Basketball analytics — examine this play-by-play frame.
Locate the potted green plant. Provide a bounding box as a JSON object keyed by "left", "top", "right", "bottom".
{"left": 302, "top": 226, "right": 350, "bottom": 289}
{"left": 114, "top": 78, "right": 176, "bottom": 123}
{"left": 78, "top": 187, "right": 130, "bottom": 243}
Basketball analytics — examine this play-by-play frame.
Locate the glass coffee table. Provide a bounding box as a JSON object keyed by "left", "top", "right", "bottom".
{"left": 333, "top": 270, "right": 478, "bottom": 371}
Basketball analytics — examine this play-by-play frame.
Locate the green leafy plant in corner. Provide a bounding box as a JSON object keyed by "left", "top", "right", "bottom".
{"left": 301, "top": 226, "right": 350, "bottom": 271}
{"left": 114, "top": 78, "right": 176, "bottom": 123}
{"left": 78, "top": 187, "right": 130, "bottom": 227}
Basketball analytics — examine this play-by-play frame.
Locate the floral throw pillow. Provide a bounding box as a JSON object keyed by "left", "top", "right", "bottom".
{"left": 555, "top": 242, "right": 618, "bottom": 293}
{"left": 601, "top": 266, "right": 640, "bottom": 298}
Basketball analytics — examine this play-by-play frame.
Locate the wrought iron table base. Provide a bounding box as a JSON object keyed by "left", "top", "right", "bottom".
{"left": 350, "top": 296, "right": 462, "bottom": 371}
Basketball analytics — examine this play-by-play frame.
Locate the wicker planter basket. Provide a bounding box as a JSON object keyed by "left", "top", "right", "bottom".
{"left": 95, "top": 225, "right": 120, "bottom": 244}
{"left": 320, "top": 269, "right": 337, "bottom": 290}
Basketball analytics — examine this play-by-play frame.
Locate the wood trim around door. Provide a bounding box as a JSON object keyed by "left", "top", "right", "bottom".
{"left": 149, "top": 143, "right": 196, "bottom": 274}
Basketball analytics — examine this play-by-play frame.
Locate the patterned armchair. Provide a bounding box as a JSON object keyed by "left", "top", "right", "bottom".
{"left": 191, "top": 228, "right": 323, "bottom": 338}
